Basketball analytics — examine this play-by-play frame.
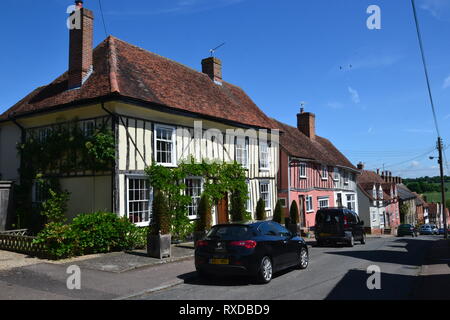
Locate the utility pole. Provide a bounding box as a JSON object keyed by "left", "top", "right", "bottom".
{"left": 437, "top": 137, "right": 448, "bottom": 239}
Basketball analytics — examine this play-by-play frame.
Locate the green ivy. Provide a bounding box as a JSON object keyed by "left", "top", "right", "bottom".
{"left": 145, "top": 158, "right": 249, "bottom": 239}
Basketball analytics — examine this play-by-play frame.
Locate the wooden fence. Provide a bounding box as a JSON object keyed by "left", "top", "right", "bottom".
{"left": 0, "top": 230, "right": 48, "bottom": 258}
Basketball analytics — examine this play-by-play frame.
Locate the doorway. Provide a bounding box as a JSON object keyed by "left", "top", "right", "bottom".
{"left": 217, "top": 193, "right": 229, "bottom": 224}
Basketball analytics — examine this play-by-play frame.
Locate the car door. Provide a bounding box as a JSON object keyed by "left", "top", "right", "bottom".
{"left": 258, "top": 222, "right": 286, "bottom": 270}
{"left": 271, "top": 222, "right": 298, "bottom": 267}
{"left": 352, "top": 212, "right": 363, "bottom": 240}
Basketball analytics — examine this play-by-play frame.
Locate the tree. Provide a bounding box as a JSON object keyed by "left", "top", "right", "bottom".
{"left": 273, "top": 200, "right": 285, "bottom": 224}
{"left": 289, "top": 200, "right": 299, "bottom": 225}
{"left": 255, "top": 198, "right": 266, "bottom": 221}
{"left": 150, "top": 190, "right": 171, "bottom": 235}
{"left": 230, "top": 190, "right": 247, "bottom": 222}
{"left": 195, "top": 194, "right": 211, "bottom": 232}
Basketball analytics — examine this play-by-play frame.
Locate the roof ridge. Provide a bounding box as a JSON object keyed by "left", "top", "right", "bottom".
{"left": 107, "top": 36, "right": 120, "bottom": 93}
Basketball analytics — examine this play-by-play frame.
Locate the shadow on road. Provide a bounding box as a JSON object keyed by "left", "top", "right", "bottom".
{"left": 177, "top": 267, "right": 297, "bottom": 287}
{"left": 323, "top": 238, "right": 436, "bottom": 267}
{"left": 325, "top": 268, "right": 450, "bottom": 300}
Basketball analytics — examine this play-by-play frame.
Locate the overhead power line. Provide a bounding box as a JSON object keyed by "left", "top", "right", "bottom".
{"left": 98, "top": 0, "right": 108, "bottom": 37}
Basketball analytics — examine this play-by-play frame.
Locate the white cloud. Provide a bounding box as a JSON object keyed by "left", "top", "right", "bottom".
{"left": 420, "top": 0, "right": 450, "bottom": 20}
{"left": 411, "top": 161, "right": 421, "bottom": 168}
{"left": 327, "top": 101, "right": 343, "bottom": 109}
{"left": 443, "top": 75, "right": 450, "bottom": 89}
{"left": 106, "top": 0, "right": 246, "bottom": 16}
{"left": 348, "top": 87, "right": 360, "bottom": 104}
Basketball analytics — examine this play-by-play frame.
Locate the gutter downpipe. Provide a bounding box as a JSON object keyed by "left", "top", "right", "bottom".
{"left": 101, "top": 103, "right": 118, "bottom": 214}
{"left": 287, "top": 155, "right": 291, "bottom": 220}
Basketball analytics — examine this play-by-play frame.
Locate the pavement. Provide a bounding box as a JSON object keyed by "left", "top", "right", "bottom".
{"left": 412, "top": 238, "right": 450, "bottom": 300}
{"left": 0, "top": 243, "right": 196, "bottom": 300}
{"left": 0, "top": 235, "right": 447, "bottom": 300}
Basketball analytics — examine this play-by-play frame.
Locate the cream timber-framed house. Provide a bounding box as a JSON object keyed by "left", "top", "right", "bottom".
{"left": 0, "top": 4, "right": 280, "bottom": 229}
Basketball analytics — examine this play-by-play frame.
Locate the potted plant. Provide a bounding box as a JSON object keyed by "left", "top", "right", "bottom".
{"left": 273, "top": 200, "right": 285, "bottom": 225}
{"left": 288, "top": 200, "right": 300, "bottom": 235}
{"left": 194, "top": 194, "right": 211, "bottom": 245}
{"left": 147, "top": 190, "right": 172, "bottom": 259}
{"left": 255, "top": 198, "right": 266, "bottom": 221}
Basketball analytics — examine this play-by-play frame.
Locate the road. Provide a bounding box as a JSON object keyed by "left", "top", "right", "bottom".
{"left": 133, "top": 235, "right": 438, "bottom": 300}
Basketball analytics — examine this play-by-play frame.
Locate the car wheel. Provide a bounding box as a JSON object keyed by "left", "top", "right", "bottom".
{"left": 348, "top": 236, "right": 354, "bottom": 247}
{"left": 257, "top": 256, "right": 273, "bottom": 284}
{"left": 297, "top": 247, "right": 309, "bottom": 270}
{"left": 360, "top": 234, "right": 366, "bottom": 245}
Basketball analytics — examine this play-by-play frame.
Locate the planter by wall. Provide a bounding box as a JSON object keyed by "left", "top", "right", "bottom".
{"left": 147, "top": 233, "right": 171, "bottom": 259}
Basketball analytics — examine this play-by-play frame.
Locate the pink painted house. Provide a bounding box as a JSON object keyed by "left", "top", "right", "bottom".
{"left": 275, "top": 109, "right": 359, "bottom": 232}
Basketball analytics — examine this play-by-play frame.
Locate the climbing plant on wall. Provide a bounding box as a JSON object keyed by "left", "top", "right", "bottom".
{"left": 145, "top": 157, "right": 249, "bottom": 238}
{"left": 15, "top": 120, "right": 115, "bottom": 231}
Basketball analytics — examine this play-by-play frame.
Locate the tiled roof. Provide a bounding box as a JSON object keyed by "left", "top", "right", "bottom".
{"left": 397, "top": 184, "right": 417, "bottom": 201}
{"left": 273, "top": 119, "right": 356, "bottom": 170}
{"left": 0, "top": 36, "right": 277, "bottom": 130}
{"left": 357, "top": 170, "right": 385, "bottom": 184}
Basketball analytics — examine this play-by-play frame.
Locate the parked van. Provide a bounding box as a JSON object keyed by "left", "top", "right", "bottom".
{"left": 315, "top": 208, "right": 366, "bottom": 247}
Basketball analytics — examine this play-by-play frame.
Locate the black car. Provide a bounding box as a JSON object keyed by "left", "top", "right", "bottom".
{"left": 195, "top": 221, "right": 309, "bottom": 284}
{"left": 397, "top": 224, "right": 418, "bottom": 237}
{"left": 314, "top": 208, "right": 366, "bottom": 247}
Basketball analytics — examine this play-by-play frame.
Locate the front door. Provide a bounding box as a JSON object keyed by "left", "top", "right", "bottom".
{"left": 217, "top": 193, "right": 229, "bottom": 224}
{"left": 299, "top": 196, "right": 306, "bottom": 228}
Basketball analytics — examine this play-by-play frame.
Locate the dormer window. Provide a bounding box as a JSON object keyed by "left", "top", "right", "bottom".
{"left": 299, "top": 163, "right": 307, "bottom": 178}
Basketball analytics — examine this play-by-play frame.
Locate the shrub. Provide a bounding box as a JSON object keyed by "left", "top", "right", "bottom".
{"left": 33, "top": 212, "right": 145, "bottom": 259}
{"left": 33, "top": 222, "right": 78, "bottom": 259}
{"left": 70, "top": 212, "right": 136, "bottom": 254}
{"left": 255, "top": 198, "right": 266, "bottom": 221}
{"left": 273, "top": 200, "right": 284, "bottom": 224}
{"left": 290, "top": 200, "right": 299, "bottom": 225}
{"left": 195, "top": 194, "right": 212, "bottom": 232}
{"left": 151, "top": 190, "right": 171, "bottom": 235}
{"left": 230, "top": 190, "right": 247, "bottom": 222}
{"left": 40, "top": 188, "right": 70, "bottom": 224}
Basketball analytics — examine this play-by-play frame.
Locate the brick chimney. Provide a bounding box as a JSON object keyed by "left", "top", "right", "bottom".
{"left": 357, "top": 162, "right": 364, "bottom": 170}
{"left": 297, "top": 108, "right": 316, "bottom": 139}
{"left": 201, "top": 57, "right": 222, "bottom": 84}
{"left": 68, "top": 1, "right": 94, "bottom": 89}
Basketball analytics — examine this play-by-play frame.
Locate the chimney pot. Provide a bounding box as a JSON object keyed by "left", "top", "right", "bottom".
{"left": 201, "top": 57, "right": 222, "bottom": 84}
{"left": 68, "top": 6, "right": 94, "bottom": 90}
{"left": 297, "top": 110, "right": 316, "bottom": 139}
{"left": 357, "top": 162, "right": 364, "bottom": 170}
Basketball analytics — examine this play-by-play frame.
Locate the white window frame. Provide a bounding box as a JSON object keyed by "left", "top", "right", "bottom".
{"left": 279, "top": 198, "right": 287, "bottom": 208}
{"left": 318, "top": 197, "right": 329, "bottom": 209}
{"left": 32, "top": 181, "right": 45, "bottom": 204}
{"left": 306, "top": 195, "right": 314, "bottom": 212}
{"left": 299, "top": 163, "right": 307, "bottom": 179}
{"left": 321, "top": 165, "right": 328, "bottom": 180}
{"left": 81, "top": 119, "right": 96, "bottom": 136}
{"left": 333, "top": 167, "right": 340, "bottom": 181}
{"left": 346, "top": 194, "right": 356, "bottom": 211}
{"left": 154, "top": 124, "right": 177, "bottom": 167}
{"left": 235, "top": 136, "right": 249, "bottom": 169}
{"left": 126, "top": 176, "right": 153, "bottom": 227}
{"left": 185, "top": 177, "right": 204, "bottom": 220}
{"left": 259, "top": 181, "right": 271, "bottom": 210}
{"left": 259, "top": 141, "right": 270, "bottom": 171}
{"left": 244, "top": 181, "right": 252, "bottom": 213}
{"left": 343, "top": 171, "right": 349, "bottom": 185}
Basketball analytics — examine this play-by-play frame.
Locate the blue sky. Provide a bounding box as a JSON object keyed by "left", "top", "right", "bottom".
{"left": 1, "top": 0, "right": 450, "bottom": 178}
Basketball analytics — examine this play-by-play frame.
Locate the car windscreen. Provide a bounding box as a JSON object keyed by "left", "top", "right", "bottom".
{"left": 316, "top": 210, "right": 342, "bottom": 224}
{"left": 206, "top": 225, "right": 254, "bottom": 240}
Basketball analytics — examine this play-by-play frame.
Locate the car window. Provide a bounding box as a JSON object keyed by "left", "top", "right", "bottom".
{"left": 207, "top": 225, "right": 252, "bottom": 240}
{"left": 270, "top": 222, "right": 292, "bottom": 237}
{"left": 258, "top": 222, "right": 279, "bottom": 236}
{"left": 317, "top": 210, "right": 341, "bottom": 224}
